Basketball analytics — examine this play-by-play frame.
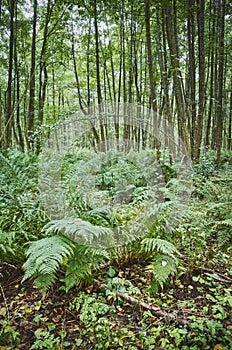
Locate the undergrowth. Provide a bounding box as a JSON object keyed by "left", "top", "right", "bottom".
{"left": 0, "top": 148, "right": 231, "bottom": 349}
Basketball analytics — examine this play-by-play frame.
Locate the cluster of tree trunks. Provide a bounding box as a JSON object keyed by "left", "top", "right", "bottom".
{"left": 0, "top": 0, "right": 230, "bottom": 163}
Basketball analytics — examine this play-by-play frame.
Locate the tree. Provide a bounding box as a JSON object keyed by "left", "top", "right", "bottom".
{"left": 27, "top": 0, "right": 37, "bottom": 150}
{"left": 164, "top": 2, "right": 190, "bottom": 153}
{"left": 5, "top": 0, "right": 15, "bottom": 148}
{"left": 215, "top": 0, "right": 226, "bottom": 164}
{"left": 193, "top": 0, "right": 205, "bottom": 162}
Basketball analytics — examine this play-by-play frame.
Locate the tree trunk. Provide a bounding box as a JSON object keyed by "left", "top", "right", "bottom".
{"left": 193, "top": 0, "right": 205, "bottom": 162}
{"left": 38, "top": 0, "right": 53, "bottom": 127}
{"left": 5, "top": 0, "right": 15, "bottom": 148}
{"left": 205, "top": 0, "right": 216, "bottom": 148}
{"left": 14, "top": 6, "right": 24, "bottom": 151}
{"left": 165, "top": 4, "right": 190, "bottom": 153}
{"left": 71, "top": 28, "right": 86, "bottom": 114}
{"left": 144, "top": 0, "right": 157, "bottom": 113}
{"left": 215, "top": 0, "right": 226, "bottom": 164}
{"left": 186, "top": 0, "right": 196, "bottom": 156}
{"left": 94, "top": 0, "right": 102, "bottom": 107}
{"left": 27, "top": 0, "right": 37, "bottom": 150}
{"left": 228, "top": 74, "right": 232, "bottom": 150}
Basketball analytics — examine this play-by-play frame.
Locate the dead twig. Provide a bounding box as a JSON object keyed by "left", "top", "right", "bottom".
{"left": 200, "top": 267, "right": 232, "bottom": 283}
{"left": 94, "top": 279, "right": 192, "bottom": 327}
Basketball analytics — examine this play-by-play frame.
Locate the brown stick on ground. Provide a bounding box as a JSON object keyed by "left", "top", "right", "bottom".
{"left": 94, "top": 279, "right": 192, "bottom": 328}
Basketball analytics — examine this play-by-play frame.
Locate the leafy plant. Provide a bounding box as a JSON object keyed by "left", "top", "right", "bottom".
{"left": 141, "top": 238, "right": 180, "bottom": 290}
{"left": 0, "top": 150, "right": 47, "bottom": 262}
{"left": 206, "top": 188, "right": 232, "bottom": 249}
{"left": 22, "top": 220, "right": 110, "bottom": 292}
{"left": 22, "top": 235, "right": 75, "bottom": 292}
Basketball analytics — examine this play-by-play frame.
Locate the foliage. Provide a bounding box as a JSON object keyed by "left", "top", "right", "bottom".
{"left": 1, "top": 152, "right": 232, "bottom": 349}
{"left": 141, "top": 238, "right": 180, "bottom": 290}
{"left": 44, "top": 217, "right": 114, "bottom": 246}
{"left": 22, "top": 232, "right": 109, "bottom": 293}
{"left": 0, "top": 150, "right": 47, "bottom": 262}
{"left": 22, "top": 235, "right": 75, "bottom": 292}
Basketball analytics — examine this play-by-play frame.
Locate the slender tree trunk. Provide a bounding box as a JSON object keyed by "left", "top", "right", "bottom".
{"left": 145, "top": 0, "right": 161, "bottom": 157}
{"left": 14, "top": 7, "right": 24, "bottom": 151}
{"left": 5, "top": 0, "right": 15, "bottom": 148}
{"left": 144, "top": 0, "right": 157, "bottom": 113}
{"left": 27, "top": 0, "right": 37, "bottom": 150}
{"left": 187, "top": 0, "right": 196, "bottom": 156}
{"left": 93, "top": 0, "right": 102, "bottom": 107}
{"left": 165, "top": 4, "right": 190, "bottom": 153}
{"left": 87, "top": 19, "right": 91, "bottom": 111}
{"left": 228, "top": 75, "right": 232, "bottom": 150}
{"left": 215, "top": 0, "right": 226, "bottom": 163}
{"left": 71, "top": 28, "right": 86, "bottom": 114}
{"left": 193, "top": 0, "right": 205, "bottom": 162}
{"left": 205, "top": 0, "right": 216, "bottom": 148}
{"left": 156, "top": 6, "right": 171, "bottom": 123}
{"left": 38, "top": 0, "right": 53, "bottom": 128}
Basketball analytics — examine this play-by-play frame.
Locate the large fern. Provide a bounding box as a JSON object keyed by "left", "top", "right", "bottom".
{"left": 147, "top": 254, "right": 178, "bottom": 289}
{"left": 22, "top": 235, "right": 75, "bottom": 292}
{"left": 141, "top": 238, "right": 180, "bottom": 289}
{"left": 0, "top": 150, "right": 46, "bottom": 262}
{"left": 206, "top": 183, "right": 232, "bottom": 248}
{"left": 22, "top": 217, "right": 112, "bottom": 292}
{"left": 44, "top": 217, "right": 114, "bottom": 247}
{"left": 63, "top": 245, "right": 109, "bottom": 292}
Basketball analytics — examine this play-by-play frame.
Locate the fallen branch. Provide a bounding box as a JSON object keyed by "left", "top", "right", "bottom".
{"left": 200, "top": 267, "right": 232, "bottom": 283}
{"left": 94, "top": 279, "right": 192, "bottom": 328}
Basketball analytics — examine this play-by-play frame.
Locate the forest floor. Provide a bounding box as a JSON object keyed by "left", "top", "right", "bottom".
{"left": 0, "top": 254, "right": 231, "bottom": 350}
{"left": 0, "top": 157, "right": 232, "bottom": 349}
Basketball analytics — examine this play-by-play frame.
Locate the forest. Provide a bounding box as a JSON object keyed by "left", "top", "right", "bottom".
{"left": 0, "top": 0, "right": 232, "bottom": 349}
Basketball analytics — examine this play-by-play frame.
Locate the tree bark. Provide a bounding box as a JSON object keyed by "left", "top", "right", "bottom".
{"left": 14, "top": 7, "right": 24, "bottom": 151}
{"left": 144, "top": 0, "right": 157, "bottom": 113}
{"left": 186, "top": 0, "right": 196, "bottom": 156}
{"left": 94, "top": 0, "right": 102, "bottom": 107}
{"left": 228, "top": 74, "right": 232, "bottom": 150}
{"left": 215, "top": 0, "right": 226, "bottom": 164}
{"left": 165, "top": 4, "right": 190, "bottom": 154}
{"left": 205, "top": 0, "right": 216, "bottom": 148}
{"left": 71, "top": 28, "right": 86, "bottom": 114}
{"left": 193, "top": 0, "right": 205, "bottom": 162}
{"left": 5, "top": 0, "right": 15, "bottom": 148}
{"left": 38, "top": 0, "right": 53, "bottom": 127}
{"left": 27, "top": 0, "right": 37, "bottom": 150}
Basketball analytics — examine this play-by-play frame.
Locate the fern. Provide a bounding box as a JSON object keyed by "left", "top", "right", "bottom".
{"left": 63, "top": 245, "right": 109, "bottom": 292}
{"left": 147, "top": 253, "right": 178, "bottom": 289}
{"left": 44, "top": 217, "right": 114, "bottom": 247}
{"left": 22, "top": 235, "right": 75, "bottom": 292}
{"left": 22, "top": 222, "right": 110, "bottom": 293}
{"left": 141, "top": 238, "right": 180, "bottom": 259}
{"left": 206, "top": 188, "right": 232, "bottom": 248}
{"left": 210, "top": 219, "right": 232, "bottom": 248}
{"left": 141, "top": 238, "right": 180, "bottom": 289}
{"left": 0, "top": 230, "right": 15, "bottom": 259}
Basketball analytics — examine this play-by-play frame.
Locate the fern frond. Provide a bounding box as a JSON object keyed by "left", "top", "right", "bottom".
{"left": 141, "top": 238, "right": 180, "bottom": 259}
{"left": 84, "top": 207, "right": 114, "bottom": 226}
{"left": 63, "top": 245, "right": 109, "bottom": 292}
{"left": 0, "top": 230, "right": 15, "bottom": 258}
{"left": 44, "top": 217, "right": 114, "bottom": 247}
{"left": 22, "top": 235, "right": 75, "bottom": 292}
{"left": 147, "top": 253, "right": 178, "bottom": 289}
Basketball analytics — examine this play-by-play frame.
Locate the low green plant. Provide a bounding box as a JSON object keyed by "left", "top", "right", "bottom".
{"left": 141, "top": 238, "right": 180, "bottom": 290}
{"left": 22, "top": 229, "right": 109, "bottom": 292}
{"left": 30, "top": 326, "right": 61, "bottom": 350}
{"left": 0, "top": 150, "right": 47, "bottom": 262}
